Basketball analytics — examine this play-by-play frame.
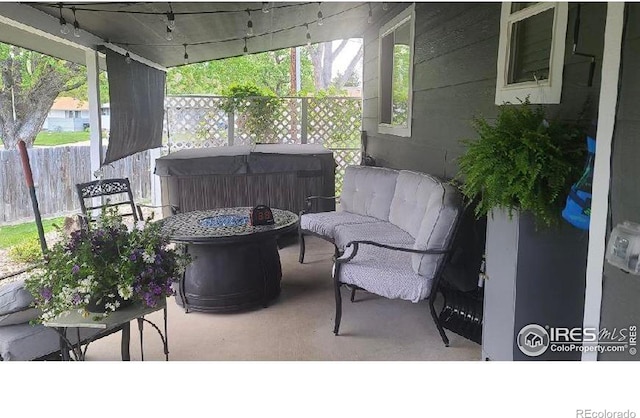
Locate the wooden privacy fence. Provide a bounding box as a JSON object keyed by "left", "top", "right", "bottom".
{"left": 0, "top": 146, "right": 150, "bottom": 224}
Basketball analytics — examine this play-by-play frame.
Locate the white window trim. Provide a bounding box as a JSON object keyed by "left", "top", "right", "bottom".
{"left": 495, "top": 2, "right": 569, "bottom": 105}
{"left": 378, "top": 4, "right": 415, "bottom": 138}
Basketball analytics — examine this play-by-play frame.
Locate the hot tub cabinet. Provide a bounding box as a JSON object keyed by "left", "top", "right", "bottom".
{"left": 154, "top": 144, "right": 336, "bottom": 216}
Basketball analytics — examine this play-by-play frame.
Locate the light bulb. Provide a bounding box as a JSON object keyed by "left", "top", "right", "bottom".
{"left": 247, "top": 20, "right": 254, "bottom": 37}
{"left": 167, "top": 11, "right": 176, "bottom": 30}
{"left": 166, "top": 27, "right": 173, "bottom": 41}
{"left": 73, "top": 21, "right": 81, "bottom": 38}
{"left": 60, "top": 19, "right": 70, "bottom": 35}
{"left": 58, "top": 6, "right": 69, "bottom": 35}
{"left": 243, "top": 45, "right": 248, "bottom": 55}
{"left": 306, "top": 26, "right": 311, "bottom": 46}
{"left": 262, "top": 2, "right": 270, "bottom": 13}
{"left": 317, "top": 10, "right": 324, "bottom": 26}
{"left": 125, "top": 52, "right": 132, "bottom": 64}
{"left": 183, "top": 53, "right": 189, "bottom": 64}
{"left": 382, "top": 2, "right": 389, "bottom": 11}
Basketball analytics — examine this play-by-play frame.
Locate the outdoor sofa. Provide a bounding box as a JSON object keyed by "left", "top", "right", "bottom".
{"left": 298, "top": 165, "right": 463, "bottom": 345}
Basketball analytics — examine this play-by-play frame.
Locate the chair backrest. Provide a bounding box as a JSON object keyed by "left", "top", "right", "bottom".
{"left": 76, "top": 178, "right": 141, "bottom": 224}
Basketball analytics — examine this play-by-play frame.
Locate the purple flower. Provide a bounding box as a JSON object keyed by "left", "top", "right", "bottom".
{"left": 71, "top": 293, "right": 83, "bottom": 305}
{"left": 40, "top": 287, "right": 53, "bottom": 302}
{"left": 71, "top": 265, "right": 80, "bottom": 274}
{"left": 130, "top": 252, "right": 137, "bottom": 261}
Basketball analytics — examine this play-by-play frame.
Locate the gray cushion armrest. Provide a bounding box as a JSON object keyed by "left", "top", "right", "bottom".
{"left": 338, "top": 240, "right": 450, "bottom": 264}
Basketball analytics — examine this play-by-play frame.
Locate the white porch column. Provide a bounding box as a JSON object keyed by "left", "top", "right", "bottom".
{"left": 149, "top": 147, "right": 162, "bottom": 206}
{"left": 582, "top": 2, "right": 625, "bottom": 361}
{"left": 86, "top": 49, "right": 102, "bottom": 179}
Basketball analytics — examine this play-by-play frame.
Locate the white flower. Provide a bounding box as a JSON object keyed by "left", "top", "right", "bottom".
{"left": 117, "top": 285, "right": 133, "bottom": 300}
{"left": 142, "top": 251, "right": 156, "bottom": 264}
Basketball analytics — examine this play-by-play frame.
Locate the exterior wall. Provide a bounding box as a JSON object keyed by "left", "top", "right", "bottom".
{"left": 48, "top": 109, "right": 66, "bottom": 118}
{"left": 45, "top": 117, "right": 90, "bottom": 132}
{"left": 363, "top": 2, "right": 606, "bottom": 178}
{"left": 599, "top": 2, "right": 640, "bottom": 361}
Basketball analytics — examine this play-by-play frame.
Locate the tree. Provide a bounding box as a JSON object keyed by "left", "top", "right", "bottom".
{"left": 309, "top": 39, "right": 363, "bottom": 90}
{"left": 166, "top": 49, "right": 314, "bottom": 96}
{"left": 0, "top": 43, "right": 86, "bottom": 150}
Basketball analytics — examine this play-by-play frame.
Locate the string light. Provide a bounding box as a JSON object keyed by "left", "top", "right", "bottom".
{"left": 262, "top": 2, "right": 270, "bottom": 13}
{"left": 124, "top": 51, "right": 131, "bottom": 64}
{"left": 317, "top": 3, "right": 324, "bottom": 26}
{"left": 58, "top": 4, "right": 70, "bottom": 35}
{"left": 166, "top": 4, "right": 176, "bottom": 30}
{"left": 183, "top": 44, "right": 189, "bottom": 64}
{"left": 367, "top": 3, "right": 373, "bottom": 24}
{"left": 165, "top": 26, "right": 173, "bottom": 41}
{"left": 246, "top": 10, "right": 254, "bottom": 37}
{"left": 72, "top": 7, "right": 81, "bottom": 37}
{"left": 84, "top": 2, "right": 366, "bottom": 63}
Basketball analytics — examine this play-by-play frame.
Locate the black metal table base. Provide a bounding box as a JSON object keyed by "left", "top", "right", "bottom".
{"left": 177, "top": 237, "right": 282, "bottom": 313}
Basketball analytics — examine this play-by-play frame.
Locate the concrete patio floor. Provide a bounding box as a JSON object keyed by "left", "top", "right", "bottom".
{"left": 84, "top": 236, "right": 481, "bottom": 361}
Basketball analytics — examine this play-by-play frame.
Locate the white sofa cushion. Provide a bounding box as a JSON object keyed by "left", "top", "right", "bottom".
{"left": 340, "top": 166, "right": 399, "bottom": 221}
{"left": 334, "top": 222, "right": 414, "bottom": 250}
{"left": 300, "top": 211, "right": 379, "bottom": 241}
{"left": 389, "top": 171, "right": 446, "bottom": 238}
{"left": 412, "top": 183, "right": 462, "bottom": 277}
{"left": 0, "top": 308, "right": 41, "bottom": 327}
{"left": 0, "top": 278, "right": 34, "bottom": 316}
{"left": 337, "top": 243, "right": 434, "bottom": 303}
{"left": 0, "top": 323, "right": 100, "bottom": 361}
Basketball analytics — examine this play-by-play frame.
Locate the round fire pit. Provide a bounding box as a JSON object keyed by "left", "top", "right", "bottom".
{"left": 160, "top": 207, "right": 298, "bottom": 313}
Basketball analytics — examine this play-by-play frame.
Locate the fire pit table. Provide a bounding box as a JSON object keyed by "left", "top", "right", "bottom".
{"left": 160, "top": 207, "right": 298, "bottom": 313}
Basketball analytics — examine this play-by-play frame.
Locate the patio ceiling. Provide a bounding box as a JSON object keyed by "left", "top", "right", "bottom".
{"left": 0, "top": 2, "right": 376, "bottom": 69}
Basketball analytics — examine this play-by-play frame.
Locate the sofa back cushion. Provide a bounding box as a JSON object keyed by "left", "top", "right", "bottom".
{"left": 389, "top": 171, "right": 447, "bottom": 238}
{"left": 340, "top": 166, "right": 399, "bottom": 221}
{"left": 411, "top": 183, "right": 462, "bottom": 278}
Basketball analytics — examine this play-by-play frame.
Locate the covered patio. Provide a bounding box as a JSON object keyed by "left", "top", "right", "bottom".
{"left": 0, "top": 1, "right": 636, "bottom": 367}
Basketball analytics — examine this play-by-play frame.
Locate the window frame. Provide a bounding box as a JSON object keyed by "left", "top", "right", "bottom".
{"left": 377, "top": 4, "right": 415, "bottom": 138}
{"left": 495, "top": 2, "right": 569, "bottom": 105}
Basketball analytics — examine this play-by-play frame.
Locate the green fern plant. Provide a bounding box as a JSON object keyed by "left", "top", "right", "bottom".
{"left": 457, "top": 99, "right": 585, "bottom": 228}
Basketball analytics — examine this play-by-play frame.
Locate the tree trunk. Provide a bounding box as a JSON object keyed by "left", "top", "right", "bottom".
{"left": 0, "top": 46, "right": 85, "bottom": 150}
{"left": 335, "top": 45, "right": 363, "bottom": 88}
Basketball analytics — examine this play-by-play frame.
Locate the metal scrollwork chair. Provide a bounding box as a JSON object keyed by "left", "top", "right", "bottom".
{"left": 75, "top": 178, "right": 178, "bottom": 227}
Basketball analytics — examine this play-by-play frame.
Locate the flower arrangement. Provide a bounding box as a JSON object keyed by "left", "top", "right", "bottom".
{"left": 25, "top": 208, "right": 190, "bottom": 321}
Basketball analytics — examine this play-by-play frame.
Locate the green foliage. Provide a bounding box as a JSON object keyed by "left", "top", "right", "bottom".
{"left": 8, "top": 238, "right": 42, "bottom": 264}
{"left": 457, "top": 99, "right": 585, "bottom": 228}
{"left": 219, "top": 83, "right": 283, "bottom": 143}
{"left": 167, "top": 48, "right": 315, "bottom": 96}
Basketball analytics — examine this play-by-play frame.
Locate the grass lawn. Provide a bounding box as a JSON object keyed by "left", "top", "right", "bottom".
{"left": 0, "top": 131, "right": 90, "bottom": 147}
{"left": 0, "top": 217, "right": 65, "bottom": 249}
{"left": 34, "top": 131, "right": 90, "bottom": 146}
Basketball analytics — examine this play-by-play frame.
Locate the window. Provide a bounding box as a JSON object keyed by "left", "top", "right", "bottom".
{"left": 495, "top": 2, "right": 568, "bottom": 104}
{"left": 378, "top": 4, "right": 415, "bottom": 137}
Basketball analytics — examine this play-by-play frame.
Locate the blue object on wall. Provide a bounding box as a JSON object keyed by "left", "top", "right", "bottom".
{"left": 562, "top": 135, "right": 596, "bottom": 230}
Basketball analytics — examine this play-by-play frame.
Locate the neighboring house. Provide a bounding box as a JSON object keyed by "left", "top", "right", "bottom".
{"left": 43, "top": 97, "right": 110, "bottom": 132}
